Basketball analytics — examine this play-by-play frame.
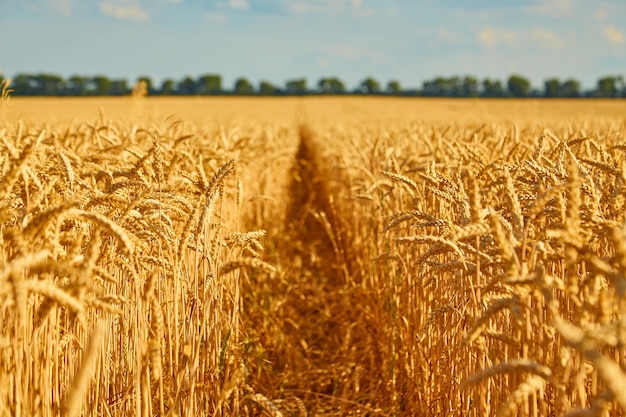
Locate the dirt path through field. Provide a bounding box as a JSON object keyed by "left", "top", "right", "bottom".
{"left": 247, "top": 122, "right": 385, "bottom": 416}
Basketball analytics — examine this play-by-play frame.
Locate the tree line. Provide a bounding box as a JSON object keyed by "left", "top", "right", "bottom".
{"left": 1, "top": 72, "right": 625, "bottom": 98}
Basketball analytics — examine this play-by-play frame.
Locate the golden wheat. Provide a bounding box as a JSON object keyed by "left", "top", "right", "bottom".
{"left": 2, "top": 96, "right": 626, "bottom": 416}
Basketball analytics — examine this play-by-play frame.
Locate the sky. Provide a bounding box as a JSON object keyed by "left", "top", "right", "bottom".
{"left": 0, "top": 0, "right": 624, "bottom": 91}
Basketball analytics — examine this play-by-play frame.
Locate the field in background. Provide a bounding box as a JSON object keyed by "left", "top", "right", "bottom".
{"left": 1, "top": 97, "right": 626, "bottom": 416}
{"left": 10, "top": 97, "right": 626, "bottom": 125}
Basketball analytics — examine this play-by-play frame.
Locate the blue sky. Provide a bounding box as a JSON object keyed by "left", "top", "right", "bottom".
{"left": 0, "top": 0, "right": 624, "bottom": 90}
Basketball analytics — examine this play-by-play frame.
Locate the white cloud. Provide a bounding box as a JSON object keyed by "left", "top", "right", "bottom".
{"left": 318, "top": 58, "right": 331, "bottom": 68}
{"left": 436, "top": 27, "right": 464, "bottom": 45}
{"left": 284, "top": 0, "right": 375, "bottom": 17}
{"left": 48, "top": 0, "right": 72, "bottom": 15}
{"left": 99, "top": 2, "right": 149, "bottom": 21}
{"left": 478, "top": 27, "right": 518, "bottom": 48}
{"left": 330, "top": 45, "right": 385, "bottom": 63}
{"left": 479, "top": 27, "right": 567, "bottom": 50}
{"left": 528, "top": 28, "right": 564, "bottom": 49}
{"left": 286, "top": 2, "right": 308, "bottom": 13}
{"left": 524, "top": 0, "right": 575, "bottom": 17}
{"left": 349, "top": 0, "right": 374, "bottom": 17}
{"left": 604, "top": 25, "right": 624, "bottom": 44}
{"left": 205, "top": 11, "right": 226, "bottom": 22}
{"left": 286, "top": 1, "right": 333, "bottom": 14}
{"left": 228, "top": 0, "right": 249, "bottom": 10}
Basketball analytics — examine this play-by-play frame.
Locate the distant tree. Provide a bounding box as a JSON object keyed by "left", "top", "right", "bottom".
{"left": 387, "top": 80, "right": 401, "bottom": 95}
{"left": 8, "top": 71, "right": 623, "bottom": 98}
{"left": 109, "top": 79, "right": 129, "bottom": 96}
{"left": 422, "top": 76, "right": 462, "bottom": 97}
{"left": 507, "top": 74, "right": 531, "bottom": 97}
{"left": 559, "top": 79, "right": 580, "bottom": 98}
{"left": 197, "top": 74, "right": 222, "bottom": 94}
{"left": 482, "top": 79, "right": 506, "bottom": 97}
{"left": 402, "top": 88, "right": 420, "bottom": 96}
{"left": 68, "top": 75, "right": 89, "bottom": 96}
{"left": 12, "top": 74, "right": 36, "bottom": 95}
{"left": 359, "top": 77, "right": 381, "bottom": 94}
{"left": 160, "top": 78, "right": 176, "bottom": 95}
{"left": 422, "top": 79, "right": 436, "bottom": 96}
{"left": 318, "top": 77, "right": 346, "bottom": 94}
{"left": 595, "top": 76, "right": 618, "bottom": 98}
{"left": 452, "top": 77, "right": 464, "bottom": 96}
{"left": 35, "top": 74, "right": 65, "bottom": 96}
{"left": 462, "top": 76, "right": 479, "bottom": 97}
{"left": 543, "top": 78, "right": 561, "bottom": 97}
{"left": 423, "top": 77, "right": 436, "bottom": 97}
{"left": 234, "top": 77, "right": 254, "bottom": 95}
{"left": 617, "top": 75, "right": 625, "bottom": 98}
{"left": 31, "top": 74, "right": 44, "bottom": 95}
{"left": 92, "top": 75, "right": 112, "bottom": 96}
{"left": 259, "top": 81, "right": 277, "bottom": 95}
{"left": 285, "top": 78, "right": 307, "bottom": 95}
{"left": 178, "top": 76, "right": 197, "bottom": 95}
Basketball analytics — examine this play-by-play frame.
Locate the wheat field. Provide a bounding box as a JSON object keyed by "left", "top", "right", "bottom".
{"left": 1, "top": 94, "right": 626, "bottom": 416}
